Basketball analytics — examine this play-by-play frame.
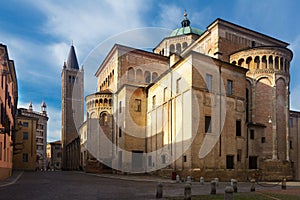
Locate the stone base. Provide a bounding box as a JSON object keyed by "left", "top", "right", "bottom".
{"left": 0, "top": 167, "right": 12, "bottom": 180}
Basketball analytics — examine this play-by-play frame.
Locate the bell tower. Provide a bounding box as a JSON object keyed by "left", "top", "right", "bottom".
{"left": 61, "top": 44, "right": 84, "bottom": 170}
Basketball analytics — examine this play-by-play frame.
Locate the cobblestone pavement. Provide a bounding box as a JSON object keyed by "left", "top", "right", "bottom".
{"left": 1, "top": 171, "right": 300, "bottom": 199}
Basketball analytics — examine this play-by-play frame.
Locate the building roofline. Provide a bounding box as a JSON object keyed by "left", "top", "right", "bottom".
{"left": 208, "top": 18, "right": 289, "bottom": 47}
{"left": 95, "top": 43, "right": 168, "bottom": 77}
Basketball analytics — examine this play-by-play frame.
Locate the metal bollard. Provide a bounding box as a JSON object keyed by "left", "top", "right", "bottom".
{"left": 176, "top": 175, "right": 180, "bottom": 183}
{"left": 282, "top": 178, "right": 287, "bottom": 190}
{"left": 250, "top": 179, "right": 255, "bottom": 192}
{"left": 231, "top": 179, "right": 237, "bottom": 193}
{"left": 156, "top": 183, "right": 163, "bottom": 199}
{"left": 214, "top": 177, "right": 219, "bottom": 186}
{"left": 200, "top": 177, "right": 204, "bottom": 185}
{"left": 210, "top": 180, "right": 216, "bottom": 195}
{"left": 224, "top": 186, "right": 234, "bottom": 200}
{"left": 186, "top": 176, "right": 191, "bottom": 184}
{"left": 184, "top": 183, "right": 191, "bottom": 200}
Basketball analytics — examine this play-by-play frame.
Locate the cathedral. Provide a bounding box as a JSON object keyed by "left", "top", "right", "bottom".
{"left": 63, "top": 12, "right": 300, "bottom": 181}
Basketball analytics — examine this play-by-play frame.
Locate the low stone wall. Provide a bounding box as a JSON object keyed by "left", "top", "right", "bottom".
{"left": 260, "top": 159, "right": 293, "bottom": 181}
{"left": 155, "top": 160, "right": 293, "bottom": 181}
{"left": 0, "top": 167, "right": 12, "bottom": 180}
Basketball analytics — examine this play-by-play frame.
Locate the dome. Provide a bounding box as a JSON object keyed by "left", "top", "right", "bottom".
{"left": 169, "top": 11, "right": 204, "bottom": 37}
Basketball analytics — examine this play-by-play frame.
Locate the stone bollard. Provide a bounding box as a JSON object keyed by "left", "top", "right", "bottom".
{"left": 214, "top": 178, "right": 219, "bottom": 186}
{"left": 231, "top": 179, "right": 237, "bottom": 193}
{"left": 250, "top": 179, "right": 255, "bottom": 192}
{"left": 176, "top": 175, "right": 180, "bottom": 183}
{"left": 200, "top": 177, "right": 204, "bottom": 185}
{"left": 282, "top": 178, "right": 287, "bottom": 190}
{"left": 186, "top": 176, "right": 191, "bottom": 184}
{"left": 184, "top": 183, "right": 191, "bottom": 200}
{"left": 156, "top": 183, "right": 163, "bottom": 199}
{"left": 224, "top": 186, "right": 234, "bottom": 200}
{"left": 210, "top": 180, "right": 216, "bottom": 195}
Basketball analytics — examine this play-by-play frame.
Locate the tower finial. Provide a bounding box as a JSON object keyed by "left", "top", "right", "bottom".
{"left": 181, "top": 10, "right": 190, "bottom": 27}
{"left": 184, "top": 10, "right": 187, "bottom": 17}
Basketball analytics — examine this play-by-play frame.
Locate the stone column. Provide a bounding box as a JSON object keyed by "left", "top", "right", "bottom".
{"left": 224, "top": 186, "right": 234, "bottom": 200}
{"left": 272, "top": 86, "right": 278, "bottom": 160}
{"left": 286, "top": 85, "right": 290, "bottom": 161}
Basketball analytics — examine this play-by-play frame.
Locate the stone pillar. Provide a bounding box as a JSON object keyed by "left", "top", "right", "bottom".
{"left": 224, "top": 186, "right": 234, "bottom": 200}
{"left": 250, "top": 179, "right": 255, "bottom": 192}
{"left": 176, "top": 175, "right": 180, "bottom": 183}
{"left": 156, "top": 183, "right": 163, "bottom": 198}
{"left": 184, "top": 184, "right": 191, "bottom": 200}
{"left": 231, "top": 179, "right": 237, "bottom": 193}
{"left": 210, "top": 180, "right": 216, "bottom": 194}
{"left": 282, "top": 178, "right": 287, "bottom": 190}
{"left": 186, "top": 176, "right": 191, "bottom": 184}
{"left": 272, "top": 86, "right": 278, "bottom": 160}
{"left": 200, "top": 177, "right": 204, "bottom": 185}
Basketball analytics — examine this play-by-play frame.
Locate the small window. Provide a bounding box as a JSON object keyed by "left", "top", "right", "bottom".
{"left": 183, "top": 155, "right": 187, "bottom": 162}
{"left": 226, "top": 155, "right": 234, "bottom": 169}
{"left": 205, "top": 116, "right": 212, "bottom": 133}
{"left": 249, "top": 156, "right": 258, "bottom": 169}
{"left": 119, "top": 101, "right": 122, "bottom": 113}
{"left": 22, "top": 122, "right": 28, "bottom": 127}
{"left": 236, "top": 120, "right": 241, "bottom": 136}
{"left": 22, "top": 153, "right": 28, "bottom": 162}
{"left": 148, "top": 155, "right": 152, "bottom": 167}
{"left": 23, "top": 132, "right": 28, "bottom": 140}
{"left": 163, "top": 87, "right": 168, "bottom": 102}
{"left": 176, "top": 78, "right": 181, "bottom": 94}
{"left": 227, "top": 80, "right": 233, "bottom": 95}
{"left": 250, "top": 129, "right": 254, "bottom": 140}
{"left": 261, "top": 137, "right": 266, "bottom": 143}
{"left": 290, "top": 118, "right": 293, "bottom": 127}
{"left": 206, "top": 74, "right": 213, "bottom": 92}
{"left": 162, "top": 154, "right": 166, "bottom": 164}
{"left": 135, "top": 99, "right": 142, "bottom": 112}
{"left": 152, "top": 95, "right": 156, "bottom": 109}
{"left": 119, "top": 128, "right": 122, "bottom": 137}
{"left": 290, "top": 140, "right": 293, "bottom": 149}
{"left": 237, "top": 149, "right": 242, "bottom": 162}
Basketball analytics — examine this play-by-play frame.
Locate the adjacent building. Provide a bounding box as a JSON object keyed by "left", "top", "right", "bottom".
{"left": 0, "top": 43, "right": 18, "bottom": 179}
{"left": 46, "top": 140, "right": 62, "bottom": 170}
{"left": 14, "top": 103, "right": 48, "bottom": 170}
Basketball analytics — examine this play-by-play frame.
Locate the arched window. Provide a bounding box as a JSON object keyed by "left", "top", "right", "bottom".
{"left": 161, "top": 48, "right": 164, "bottom": 55}
{"left": 246, "top": 57, "right": 252, "bottom": 69}
{"left": 262, "top": 56, "right": 267, "bottom": 69}
{"left": 232, "top": 61, "right": 237, "bottom": 65}
{"left": 99, "top": 99, "right": 103, "bottom": 106}
{"left": 275, "top": 57, "right": 279, "bottom": 69}
{"left": 152, "top": 72, "right": 158, "bottom": 82}
{"left": 269, "top": 56, "right": 273, "bottom": 69}
{"left": 95, "top": 99, "right": 99, "bottom": 106}
{"left": 144, "top": 71, "right": 151, "bottom": 83}
{"left": 136, "top": 69, "right": 143, "bottom": 82}
{"left": 99, "top": 112, "right": 109, "bottom": 126}
{"left": 238, "top": 58, "right": 244, "bottom": 67}
{"left": 127, "top": 67, "right": 135, "bottom": 80}
{"left": 109, "top": 99, "right": 112, "bottom": 106}
{"left": 254, "top": 56, "right": 260, "bottom": 69}
{"left": 104, "top": 98, "right": 108, "bottom": 107}
{"left": 176, "top": 43, "right": 181, "bottom": 53}
{"left": 170, "top": 44, "right": 175, "bottom": 54}
{"left": 182, "top": 42, "right": 188, "bottom": 49}
{"left": 280, "top": 58, "right": 284, "bottom": 70}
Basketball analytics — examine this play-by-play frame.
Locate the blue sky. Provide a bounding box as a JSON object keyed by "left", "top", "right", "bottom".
{"left": 1, "top": 0, "right": 300, "bottom": 142}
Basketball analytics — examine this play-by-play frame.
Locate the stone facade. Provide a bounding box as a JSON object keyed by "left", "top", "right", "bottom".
{"left": 46, "top": 140, "right": 62, "bottom": 170}
{"left": 0, "top": 43, "right": 18, "bottom": 179}
{"left": 15, "top": 104, "right": 49, "bottom": 170}
{"left": 82, "top": 14, "right": 299, "bottom": 181}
